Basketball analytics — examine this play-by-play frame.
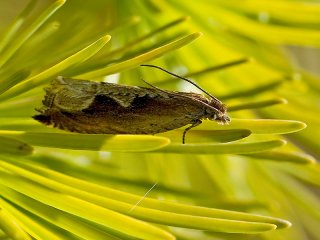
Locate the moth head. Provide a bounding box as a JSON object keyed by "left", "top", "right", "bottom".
{"left": 206, "top": 101, "right": 230, "bottom": 124}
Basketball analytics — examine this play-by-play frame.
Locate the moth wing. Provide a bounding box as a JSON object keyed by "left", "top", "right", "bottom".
{"left": 51, "top": 77, "right": 98, "bottom": 112}
{"left": 97, "top": 83, "right": 155, "bottom": 107}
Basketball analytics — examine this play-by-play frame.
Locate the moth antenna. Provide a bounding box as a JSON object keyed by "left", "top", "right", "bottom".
{"left": 141, "top": 64, "right": 222, "bottom": 103}
{"left": 141, "top": 79, "right": 222, "bottom": 115}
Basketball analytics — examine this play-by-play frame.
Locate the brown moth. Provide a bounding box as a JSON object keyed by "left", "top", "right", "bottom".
{"left": 33, "top": 65, "right": 230, "bottom": 143}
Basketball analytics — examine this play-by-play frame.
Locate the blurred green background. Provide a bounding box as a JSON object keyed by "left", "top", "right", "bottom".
{"left": 0, "top": 1, "right": 320, "bottom": 239}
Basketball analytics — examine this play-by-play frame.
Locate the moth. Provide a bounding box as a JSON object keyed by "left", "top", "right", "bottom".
{"left": 33, "top": 65, "right": 230, "bottom": 143}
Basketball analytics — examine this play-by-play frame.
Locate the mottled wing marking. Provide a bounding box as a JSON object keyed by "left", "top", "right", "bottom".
{"left": 97, "top": 82, "right": 171, "bottom": 107}
{"left": 55, "top": 77, "right": 171, "bottom": 108}
{"left": 45, "top": 77, "right": 98, "bottom": 112}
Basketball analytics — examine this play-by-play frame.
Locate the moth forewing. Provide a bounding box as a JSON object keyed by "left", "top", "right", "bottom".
{"left": 34, "top": 68, "right": 230, "bottom": 143}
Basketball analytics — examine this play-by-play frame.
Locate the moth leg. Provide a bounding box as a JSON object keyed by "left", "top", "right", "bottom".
{"left": 182, "top": 119, "right": 202, "bottom": 144}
